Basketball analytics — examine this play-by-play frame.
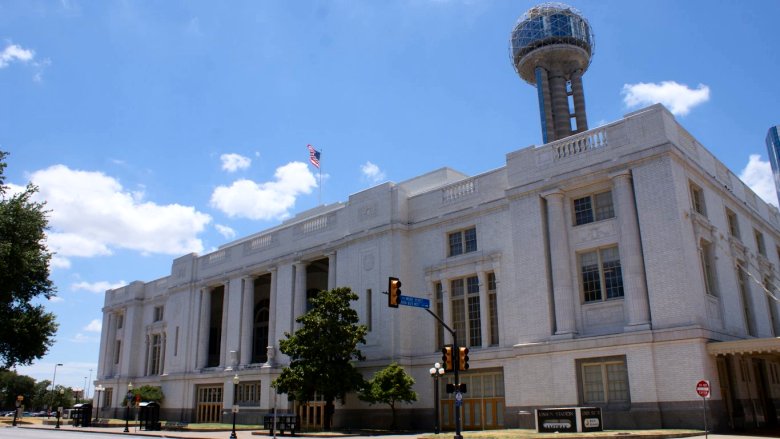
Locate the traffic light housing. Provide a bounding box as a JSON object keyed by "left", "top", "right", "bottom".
{"left": 442, "top": 345, "right": 454, "bottom": 372}
{"left": 459, "top": 346, "right": 470, "bottom": 371}
{"left": 388, "top": 277, "right": 402, "bottom": 308}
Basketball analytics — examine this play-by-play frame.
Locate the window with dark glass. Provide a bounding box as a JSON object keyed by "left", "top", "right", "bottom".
{"left": 580, "top": 247, "right": 624, "bottom": 303}
{"left": 690, "top": 183, "right": 707, "bottom": 217}
{"left": 448, "top": 227, "right": 477, "bottom": 257}
{"left": 700, "top": 240, "right": 718, "bottom": 297}
{"left": 235, "top": 381, "right": 262, "bottom": 406}
{"left": 153, "top": 306, "right": 164, "bottom": 322}
{"left": 573, "top": 191, "right": 614, "bottom": 226}
{"left": 755, "top": 229, "right": 767, "bottom": 256}
{"left": 487, "top": 272, "right": 499, "bottom": 346}
{"left": 450, "top": 275, "right": 481, "bottom": 348}
{"left": 578, "top": 356, "right": 630, "bottom": 404}
{"left": 726, "top": 208, "right": 740, "bottom": 239}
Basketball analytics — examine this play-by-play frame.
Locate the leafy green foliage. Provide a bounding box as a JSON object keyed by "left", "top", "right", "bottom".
{"left": 273, "top": 287, "right": 367, "bottom": 430}
{"left": 359, "top": 363, "right": 417, "bottom": 430}
{"left": 0, "top": 369, "right": 35, "bottom": 408}
{"left": 0, "top": 151, "right": 58, "bottom": 368}
{"left": 122, "top": 385, "right": 164, "bottom": 406}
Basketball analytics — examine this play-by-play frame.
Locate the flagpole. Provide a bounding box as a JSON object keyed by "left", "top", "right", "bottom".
{"left": 319, "top": 149, "right": 322, "bottom": 205}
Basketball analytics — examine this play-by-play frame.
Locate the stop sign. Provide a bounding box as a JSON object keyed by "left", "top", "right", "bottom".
{"left": 696, "top": 380, "right": 710, "bottom": 398}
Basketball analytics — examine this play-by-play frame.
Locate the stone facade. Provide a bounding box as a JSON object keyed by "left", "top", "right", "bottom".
{"left": 95, "top": 104, "right": 780, "bottom": 431}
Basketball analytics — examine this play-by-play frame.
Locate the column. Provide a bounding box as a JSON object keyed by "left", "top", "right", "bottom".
{"left": 294, "top": 262, "right": 307, "bottom": 325}
{"left": 144, "top": 334, "right": 150, "bottom": 376}
{"left": 267, "top": 267, "right": 278, "bottom": 366}
{"left": 219, "top": 281, "right": 230, "bottom": 368}
{"left": 570, "top": 69, "right": 588, "bottom": 133}
{"left": 161, "top": 332, "right": 167, "bottom": 375}
{"left": 477, "top": 271, "right": 490, "bottom": 348}
{"left": 611, "top": 171, "right": 651, "bottom": 330}
{"left": 442, "top": 277, "right": 453, "bottom": 345}
{"left": 548, "top": 69, "right": 572, "bottom": 141}
{"left": 327, "top": 252, "right": 337, "bottom": 290}
{"left": 98, "top": 313, "right": 112, "bottom": 377}
{"left": 197, "top": 288, "right": 210, "bottom": 369}
{"left": 535, "top": 66, "right": 555, "bottom": 144}
{"left": 543, "top": 190, "right": 577, "bottom": 337}
{"left": 240, "top": 276, "right": 255, "bottom": 365}
{"left": 491, "top": 255, "right": 503, "bottom": 346}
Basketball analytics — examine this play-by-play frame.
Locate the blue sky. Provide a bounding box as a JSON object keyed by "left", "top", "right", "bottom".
{"left": 2, "top": 0, "right": 779, "bottom": 393}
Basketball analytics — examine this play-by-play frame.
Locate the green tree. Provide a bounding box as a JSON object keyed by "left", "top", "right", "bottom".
{"left": 273, "top": 287, "right": 367, "bottom": 430}
{"left": 122, "top": 385, "right": 164, "bottom": 406}
{"left": 0, "top": 151, "right": 58, "bottom": 368}
{"left": 359, "top": 363, "right": 417, "bottom": 430}
{"left": 0, "top": 369, "right": 35, "bottom": 409}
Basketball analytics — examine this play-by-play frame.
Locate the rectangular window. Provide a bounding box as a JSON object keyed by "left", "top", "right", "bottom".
{"left": 737, "top": 263, "right": 757, "bottom": 337}
{"left": 149, "top": 334, "right": 162, "bottom": 375}
{"left": 765, "top": 277, "right": 779, "bottom": 337}
{"left": 116, "top": 314, "right": 124, "bottom": 329}
{"left": 174, "top": 327, "right": 179, "bottom": 357}
{"left": 580, "top": 247, "right": 624, "bottom": 303}
{"left": 690, "top": 182, "right": 707, "bottom": 217}
{"left": 726, "top": 208, "right": 740, "bottom": 239}
{"left": 573, "top": 191, "right": 614, "bottom": 226}
{"left": 754, "top": 229, "right": 766, "bottom": 256}
{"left": 448, "top": 227, "right": 477, "bottom": 257}
{"left": 579, "top": 356, "right": 630, "bottom": 404}
{"left": 487, "top": 272, "right": 499, "bottom": 346}
{"left": 450, "top": 276, "right": 481, "bottom": 348}
{"left": 700, "top": 240, "right": 718, "bottom": 297}
{"left": 235, "top": 381, "right": 262, "bottom": 406}
{"left": 114, "top": 340, "right": 121, "bottom": 364}
{"left": 153, "top": 306, "right": 164, "bottom": 322}
{"left": 104, "top": 388, "right": 113, "bottom": 408}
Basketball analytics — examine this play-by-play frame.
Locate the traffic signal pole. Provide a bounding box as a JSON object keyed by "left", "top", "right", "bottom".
{"left": 425, "top": 308, "right": 463, "bottom": 439}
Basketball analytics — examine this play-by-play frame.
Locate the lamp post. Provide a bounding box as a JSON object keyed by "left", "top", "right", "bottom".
{"left": 230, "top": 374, "right": 239, "bottom": 439}
{"left": 50, "top": 363, "right": 63, "bottom": 416}
{"left": 124, "top": 382, "right": 133, "bottom": 433}
{"left": 55, "top": 388, "right": 64, "bottom": 429}
{"left": 94, "top": 385, "right": 105, "bottom": 422}
{"left": 429, "top": 362, "right": 445, "bottom": 434}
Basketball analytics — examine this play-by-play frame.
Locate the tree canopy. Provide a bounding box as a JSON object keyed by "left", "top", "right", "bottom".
{"left": 0, "top": 151, "right": 58, "bottom": 368}
{"left": 273, "top": 287, "right": 367, "bottom": 430}
{"left": 359, "top": 362, "right": 417, "bottom": 430}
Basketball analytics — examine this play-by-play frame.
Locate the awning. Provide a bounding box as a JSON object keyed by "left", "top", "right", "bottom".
{"left": 707, "top": 337, "right": 780, "bottom": 356}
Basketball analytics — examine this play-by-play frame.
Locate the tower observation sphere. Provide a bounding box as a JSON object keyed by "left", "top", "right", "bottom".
{"left": 510, "top": 3, "right": 595, "bottom": 143}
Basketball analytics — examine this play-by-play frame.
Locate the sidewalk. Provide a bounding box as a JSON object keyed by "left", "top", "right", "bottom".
{"left": 17, "top": 424, "right": 390, "bottom": 439}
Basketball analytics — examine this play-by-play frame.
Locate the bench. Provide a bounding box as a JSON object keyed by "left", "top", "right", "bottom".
{"left": 162, "top": 421, "right": 188, "bottom": 431}
{"left": 263, "top": 413, "right": 298, "bottom": 436}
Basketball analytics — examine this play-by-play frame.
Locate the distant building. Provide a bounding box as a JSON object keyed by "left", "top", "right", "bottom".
{"left": 95, "top": 3, "right": 780, "bottom": 432}
{"left": 766, "top": 125, "right": 780, "bottom": 202}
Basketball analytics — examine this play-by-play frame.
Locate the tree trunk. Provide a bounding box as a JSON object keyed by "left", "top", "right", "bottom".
{"left": 389, "top": 402, "right": 396, "bottom": 431}
{"left": 324, "top": 399, "right": 335, "bottom": 431}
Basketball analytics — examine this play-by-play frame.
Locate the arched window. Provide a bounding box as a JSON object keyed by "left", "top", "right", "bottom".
{"left": 252, "top": 299, "right": 270, "bottom": 364}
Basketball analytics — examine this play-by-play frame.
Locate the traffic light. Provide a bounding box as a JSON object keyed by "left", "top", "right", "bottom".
{"left": 388, "top": 277, "right": 402, "bottom": 308}
{"left": 458, "top": 346, "right": 470, "bottom": 371}
{"left": 442, "top": 345, "right": 454, "bottom": 372}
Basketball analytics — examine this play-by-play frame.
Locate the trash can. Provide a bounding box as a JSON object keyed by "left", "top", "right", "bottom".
{"left": 139, "top": 401, "right": 161, "bottom": 431}
{"left": 73, "top": 403, "right": 93, "bottom": 427}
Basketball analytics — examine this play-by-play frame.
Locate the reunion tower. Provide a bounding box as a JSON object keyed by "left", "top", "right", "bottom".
{"left": 510, "top": 3, "right": 595, "bottom": 143}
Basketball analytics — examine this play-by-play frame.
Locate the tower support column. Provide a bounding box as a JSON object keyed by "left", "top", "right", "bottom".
{"left": 549, "top": 70, "right": 572, "bottom": 140}
{"left": 570, "top": 69, "right": 588, "bottom": 133}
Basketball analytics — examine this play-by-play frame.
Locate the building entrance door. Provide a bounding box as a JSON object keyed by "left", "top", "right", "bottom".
{"left": 196, "top": 385, "right": 223, "bottom": 423}
{"left": 440, "top": 370, "right": 505, "bottom": 431}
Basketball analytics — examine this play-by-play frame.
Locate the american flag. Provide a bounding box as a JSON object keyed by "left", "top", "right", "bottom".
{"left": 307, "top": 144, "right": 321, "bottom": 168}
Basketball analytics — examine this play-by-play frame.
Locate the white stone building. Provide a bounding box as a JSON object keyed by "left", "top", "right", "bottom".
{"left": 94, "top": 103, "right": 780, "bottom": 431}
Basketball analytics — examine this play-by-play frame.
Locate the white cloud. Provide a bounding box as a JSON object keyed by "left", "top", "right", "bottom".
{"left": 0, "top": 43, "right": 34, "bottom": 68}
{"left": 361, "top": 161, "right": 386, "bottom": 183}
{"left": 622, "top": 81, "right": 710, "bottom": 116}
{"left": 72, "top": 280, "right": 127, "bottom": 294}
{"left": 739, "top": 154, "right": 779, "bottom": 208}
{"left": 215, "top": 224, "right": 236, "bottom": 239}
{"left": 21, "top": 165, "right": 211, "bottom": 265}
{"left": 210, "top": 161, "right": 317, "bottom": 220}
{"left": 83, "top": 319, "right": 102, "bottom": 333}
{"left": 220, "top": 153, "right": 252, "bottom": 173}
{"left": 48, "top": 296, "right": 64, "bottom": 303}
{"left": 70, "top": 333, "right": 98, "bottom": 343}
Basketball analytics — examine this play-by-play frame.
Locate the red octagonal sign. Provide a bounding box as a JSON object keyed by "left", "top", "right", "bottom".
{"left": 696, "top": 380, "right": 710, "bottom": 398}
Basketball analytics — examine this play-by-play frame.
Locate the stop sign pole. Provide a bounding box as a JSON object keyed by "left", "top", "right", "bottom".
{"left": 696, "top": 380, "right": 710, "bottom": 439}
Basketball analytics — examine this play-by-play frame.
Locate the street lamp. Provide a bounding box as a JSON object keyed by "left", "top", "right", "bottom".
{"left": 50, "top": 363, "right": 63, "bottom": 417}
{"left": 55, "top": 388, "right": 64, "bottom": 429}
{"left": 230, "top": 374, "right": 239, "bottom": 439}
{"left": 94, "top": 385, "right": 105, "bottom": 422}
{"left": 124, "top": 382, "right": 133, "bottom": 433}
{"left": 429, "top": 362, "right": 445, "bottom": 434}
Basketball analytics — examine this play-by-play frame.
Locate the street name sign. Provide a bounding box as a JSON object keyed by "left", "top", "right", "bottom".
{"left": 399, "top": 295, "right": 430, "bottom": 309}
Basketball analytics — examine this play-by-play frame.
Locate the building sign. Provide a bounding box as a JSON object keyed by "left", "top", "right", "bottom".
{"left": 536, "top": 409, "right": 576, "bottom": 433}
{"left": 580, "top": 407, "right": 603, "bottom": 432}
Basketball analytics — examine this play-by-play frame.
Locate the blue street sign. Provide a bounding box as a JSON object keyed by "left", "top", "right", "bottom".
{"left": 399, "top": 295, "right": 430, "bottom": 309}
